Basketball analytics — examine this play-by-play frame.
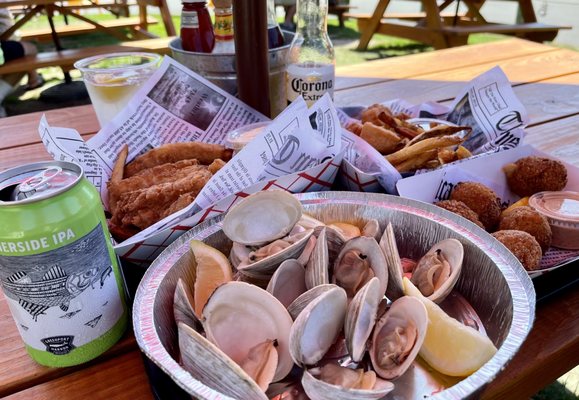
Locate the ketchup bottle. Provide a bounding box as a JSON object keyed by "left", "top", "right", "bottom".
{"left": 180, "top": 0, "right": 215, "bottom": 53}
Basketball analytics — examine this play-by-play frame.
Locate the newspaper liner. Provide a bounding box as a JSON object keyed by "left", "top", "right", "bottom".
{"left": 396, "top": 144, "right": 579, "bottom": 278}
{"left": 38, "top": 57, "right": 342, "bottom": 265}
{"left": 337, "top": 66, "right": 529, "bottom": 194}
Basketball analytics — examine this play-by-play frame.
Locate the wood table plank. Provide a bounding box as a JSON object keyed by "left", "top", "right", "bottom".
{"left": 335, "top": 38, "right": 556, "bottom": 91}
{"left": 525, "top": 114, "right": 579, "bottom": 166}
{"left": 334, "top": 48, "right": 579, "bottom": 107}
{"left": 0, "top": 291, "right": 138, "bottom": 397}
{"left": 0, "top": 105, "right": 98, "bottom": 151}
{"left": 482, "top": 286, "right": 579, "bottom": 399}
{"left": 3, "top": 351, "right": 153, "bottom": 400}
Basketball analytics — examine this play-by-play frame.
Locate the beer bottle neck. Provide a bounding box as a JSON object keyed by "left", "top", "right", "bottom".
{"left": 295, "top": 0, "right": 329, "bottom": 38}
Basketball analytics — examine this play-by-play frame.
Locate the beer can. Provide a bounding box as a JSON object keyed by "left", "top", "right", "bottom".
{"left": 0, "top": 161, "right": 128, "bottom": 367}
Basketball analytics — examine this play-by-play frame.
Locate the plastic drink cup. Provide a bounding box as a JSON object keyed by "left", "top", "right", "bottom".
{"left": 74, "top": 52, "right": 161, "bottom": 127}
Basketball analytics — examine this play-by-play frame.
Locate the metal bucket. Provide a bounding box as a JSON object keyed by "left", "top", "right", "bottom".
{"left": 169, "top": 32, "right": 294, "bottom": 117}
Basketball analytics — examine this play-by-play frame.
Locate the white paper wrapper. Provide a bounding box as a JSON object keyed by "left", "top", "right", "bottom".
{"left": 396, "top": 144, "right": 579, "bottom": 277}
{"left": 336, "top": 66, "right": 529, "bottom": 193}
{"left": 38, "top": 57, "right": 343, "bottom": 265}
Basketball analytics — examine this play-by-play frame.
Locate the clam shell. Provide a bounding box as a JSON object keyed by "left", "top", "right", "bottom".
{"left": 362, "top": 219, "right": 381, "bottom": 241}
{"left": 344, "top": 277, "right": 381, "bottom": 362}
{"left": 202, "top": 281, "right": 294, "bottom": 382}
{"left": 333, "top": 236, "right": 389, "bottom": 302}
{"left": 298, "top": 214, "right": 326, "bottom": 230}
{"left": 289, "top": 286, "right": 348, "bottom": 366}
{"left": 411, "top": 238, "right": 464, "bottom": 304}
{"left": 266, "top": 259, "right": 307, "bottom": 308}
{"left": 173, "top": 278, "right": 201, "bottom": 330}
{"left": 370, "top": 296, "right": 428, "bottom": 380}
{"left": 287, "top": 284, "right": 338, "bottom": 320}
{"left": 302, "top": 368, "right": 394, "bottom": 400}
{"left": 305, "top": 227, "right": 329, "bottom": 289}
{"left": 178, "top": 322, "right": 268, "bottom": 400}
{"left": 223, "top": 190, "right": 303, "bottom": 246}
{"left": 236, "top": 229, "right": 314, "bottom": 280}
{"left": 379, "top": 223, "right": 405, "bottom": 301}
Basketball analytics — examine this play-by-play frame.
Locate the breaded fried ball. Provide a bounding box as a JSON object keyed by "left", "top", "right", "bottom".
{"left": 434, "top": 200, "right": 484, "bottom": 229}
{"left": 450, "top": 182, "right": 502, "bottom": 231}
{"left": 499, "top": 206, "right": 552, "bottom": 254}
{"left": 503, "top": 156, "right": 567, "bottom": 197}
{"left": 492, "top": 230, "right": 542, "bottom": 271}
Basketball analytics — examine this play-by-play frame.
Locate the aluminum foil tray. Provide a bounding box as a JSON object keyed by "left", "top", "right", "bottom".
{"left": 133, "top": 192, "right": 535, "bottom": 400}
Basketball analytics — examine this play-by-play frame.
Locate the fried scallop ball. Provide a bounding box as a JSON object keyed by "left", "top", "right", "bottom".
{"left": 499, "top": 206, "right": 552, "bottom": 254}
{"left": 450, "top": 182, "right": 502, "bottom": 231}
{"left": 434, "top": 200, "right": 484, "bottom": 229}
{"left": 492, "top": 230, "right": 542, "bottom": 271}
{"left": 503, "top": 156, "right": 567, "bottom": 197}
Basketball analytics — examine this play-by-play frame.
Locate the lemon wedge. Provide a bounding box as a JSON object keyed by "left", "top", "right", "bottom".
{"left": 190, "top": 240, "right": 233, "bottom": 317}
{"left": 403, "top": 277, "right": 497, "bottom": 376}
{"left": 501, "top": 196, "right": 530, "bottom": 218}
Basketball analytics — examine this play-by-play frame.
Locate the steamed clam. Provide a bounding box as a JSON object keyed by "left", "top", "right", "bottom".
{"left": 370, "top": 296, "right": 428, "bottom": 380}
{"left": 172, "top": 190, "right": 495, "bottom": 399}
{"left": 202, "top": 281, "right": 294, "bottom": 383}
{"left": 381, "top": 223, "right": 463, "bottom": 303}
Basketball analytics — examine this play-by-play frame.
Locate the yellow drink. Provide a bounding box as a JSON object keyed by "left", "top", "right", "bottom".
{"left": 84, "top": 77, "right": 144, "bottom": 127}
{"left": 74, "top": 52, "right": 161, "bottom": 128}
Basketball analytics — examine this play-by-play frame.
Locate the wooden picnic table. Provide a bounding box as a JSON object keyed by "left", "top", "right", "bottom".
{"left": 353, "top": 0, "right": 570, "bottom": 50}
{"left": 0, "top": 38, "right": 578, "bottom": 399}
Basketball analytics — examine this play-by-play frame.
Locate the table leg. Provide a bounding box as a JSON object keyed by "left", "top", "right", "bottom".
{"left": 356, "top": 0, "right": 391, "bottom": 51}
{"left": 517, "top": 0, "right": 537, "bottom": 22}
{"left": 421, "top": 0, "right": 449, "bottom": 49}
{"left": 46, "top": 5, "right": 73, "bottom": 84}
{"left": 0, "top": 5, "right": 43, "bottom": 41}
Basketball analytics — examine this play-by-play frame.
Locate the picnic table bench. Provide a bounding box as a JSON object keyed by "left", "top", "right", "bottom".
{"left": 16, "top": 16, "right": 159, "bottom": 42}
{"left": 0, "top": 36, "right": 174, "bottom": 75}
{"left": 350, "top": 0, "right": 570, "bottom": 50}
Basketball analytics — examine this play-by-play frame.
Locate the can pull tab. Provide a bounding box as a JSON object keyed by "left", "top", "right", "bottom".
{"left": 15, "top": 167, "right": 63, "bottom": 200}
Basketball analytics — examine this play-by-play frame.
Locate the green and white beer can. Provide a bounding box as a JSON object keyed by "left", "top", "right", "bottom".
{"left": 0, "top": 161, "right": 128, "bottom": 367}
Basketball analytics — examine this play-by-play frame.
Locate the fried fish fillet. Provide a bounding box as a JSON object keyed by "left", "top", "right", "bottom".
{"left": 124, "top": 142, "right": 233, "bottom": 177}
{"left": 112, "top": 168, "right": 213, "bottom": 230}
{"left": 108, "top": 159, "right": 201, "bottom": 214}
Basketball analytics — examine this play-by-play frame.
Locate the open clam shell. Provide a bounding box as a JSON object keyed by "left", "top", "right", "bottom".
{"left": 178, "top": 322, "right": 268, "bottom": 400}
{"left": 287, "top": 284, "right": 337, "bottom": 320}
{"left": 410, "top": 238, "right": 464, "bottom": 304}
{"left": 380, "top": 223, "right": 405, "bottom": 301}
{"left": 235, "top": 229, "right": 314, "bottom": 280}
{"left": 266, "top": 259, "right": 307, "bottom": 308}
{"left": 344, "top": 277, "right": 382, "bottom": 362}
{"left": 289, "top": 285, "right": 348, "bottom": 366}
{"left": 302, "top": 367, "right": 395, "bottom": 400}
{"left": 173, "top": 278, "right": 201, "bottom": 330}
{"left": 333, "top": 236, "right": 388, "bottom": 302}
{"left": 223, "top": 190, "right": 303, "bottom": 246}
{"left": 370, "top": 296, "right": 428, "bottom": 380}
{"left": 305, "top": 227, "right": 329, "bottom": 289}
{"left": 202, "top": 281, "right": 294, "bottom": 382}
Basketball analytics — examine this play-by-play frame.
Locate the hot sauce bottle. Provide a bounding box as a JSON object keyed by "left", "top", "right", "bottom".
{"left": 180, "top": 0, "right": 215, "bottom": 53}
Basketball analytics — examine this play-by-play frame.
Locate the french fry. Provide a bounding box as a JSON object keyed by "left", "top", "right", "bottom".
{"left": 406, "top": 125, "right": 471, "bottom": 147}
{"left": 394, "top": 149, "right": 438, "bottom": 172}
{"left": 345, "top": 121, "right": 363, "bottom": 136}
{"left": 386, "top": 135, "right": 464, "bottom": 165}
{"left": 455, "top": 145, "right": 473, "bottom": 160}
{"left": 110, "top": 144, "right": 128, "bottom": 184}
{"left": 438, "top": 148, "right": 457, "bottom": 164}
{"left": 360, "top": 122, "right": 402, "bottom": 154}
